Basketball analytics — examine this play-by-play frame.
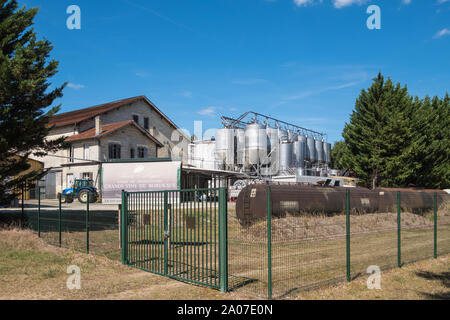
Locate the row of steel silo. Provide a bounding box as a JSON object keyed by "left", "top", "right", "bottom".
{"left": 215, "top": 122, "right": 332, "bottom": 173}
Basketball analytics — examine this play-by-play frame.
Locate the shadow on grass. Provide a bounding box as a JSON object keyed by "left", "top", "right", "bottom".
{"left": 415, "top": 271, "right": 450, "bottom": 300}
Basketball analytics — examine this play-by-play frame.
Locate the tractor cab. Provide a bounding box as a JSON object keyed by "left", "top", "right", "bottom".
{"left": 60, "top": 179, "right": 98, "bottom": 204}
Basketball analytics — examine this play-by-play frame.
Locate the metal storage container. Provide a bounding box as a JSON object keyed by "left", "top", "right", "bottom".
{"left": 235, "top": 128, "right": 245, "bottom": 165}
{"left": 315, "top": 139, "right": 324, "bottom": 163}
{"left": 245, "top": 122, "right": 267, "bottom": 167}
{"left": 324, "top": 142, "right": 332, "bottom": 165}
{"left": 215, "top": 128, "right": 235, "bottom": 165}
{"left": 306, "top": 136, "right": 316, "bottom": 163}
{"left": 279, "top": 142, "right": 293, "bottom": 171}
{"left": 266, "top": 126, "right": 280, "bottom": 172}
{"left": 293, "top": 140, "right": 305, "bottom": 168}
{"left": 278, "top": 128, "right": 288, "bottom": 142}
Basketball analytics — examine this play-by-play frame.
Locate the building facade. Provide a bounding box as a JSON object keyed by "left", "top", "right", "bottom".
{"left": 31, "top": 96, "right": 190, "bottom": 198}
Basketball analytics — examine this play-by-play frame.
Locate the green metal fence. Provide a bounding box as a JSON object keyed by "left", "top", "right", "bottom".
{"left": 227, "top": 186, "right": 450, "bottom": 299}
{"left": 1, "top": 186, "right": 121, "bottom": 260}
{"left": 121, "top": 188, "right": 228, "bottom": 292}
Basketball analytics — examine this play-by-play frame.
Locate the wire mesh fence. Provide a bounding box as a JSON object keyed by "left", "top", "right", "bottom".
{"left": 122, "top": 188, "right": 228, "bottom": 291}
{"left": 1, "top": 188, "right": 121, "bottom": 261}
{"left": 227, "top": 186, "right": 450, "bottom": 299}
{"left": 227, "top": 209, "right": 269, "bottom": 297}
{"left": 2, "top": 183, "right": 449, "bottom": 299}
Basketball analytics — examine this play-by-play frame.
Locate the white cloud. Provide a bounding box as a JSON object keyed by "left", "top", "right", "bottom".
{"left": 293, "top": 0, "right": 381, "bottom": 9}
{"left": 197, "top": 107, "right": 217, "bottom": 116}
{"left": 402, "top": 0, "right": 411, "bottom": 4}
{"left": 280, "top": 81, "right": 360, "bottom": 103}
{"left": 67, "top": 82, "right": 85, "bottom": 90}
{"left": 434, "top": 28, "right": 450, "bottom": 38}
{"left": 333, "top": 0, "right": 366, "bottom": 8}
{"left": 438, "top": 0, "right": 450, "bottom": 4}
{"left": 293, "top": 0, "right": 316, "bottom": 6}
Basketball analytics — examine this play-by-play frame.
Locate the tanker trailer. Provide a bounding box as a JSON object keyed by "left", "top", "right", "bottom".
{"left": 236, "top": 184, "right": 450, "bottom": 227}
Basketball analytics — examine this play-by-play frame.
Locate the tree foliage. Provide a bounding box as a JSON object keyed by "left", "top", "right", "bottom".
{"left": 340, "top": 73, "right": 449, "bottom": 189}
{"left": 0, "top": 0, "right": 66, "bottom": 204}
{"left": 330, "top": 141, "right": 348, "bottom": 170}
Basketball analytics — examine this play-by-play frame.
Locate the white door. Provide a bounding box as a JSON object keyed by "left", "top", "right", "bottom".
{"left": 66, "top": 174, "right": 74, "bottom": 189}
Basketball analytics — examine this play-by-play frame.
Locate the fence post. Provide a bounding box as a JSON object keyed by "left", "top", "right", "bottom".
{"left": 163, "top": 191, "right": 169, "bottom": 275}
{"left": 38, "top": 186, "right": 41, "bottom": 238}
{"left": 346, "top": 189, "right": 351, "bottom": 282}
{"left": 433, "top": 192, "right": 437, "bottom": 259}
{"left": 397, "top": 191, "right": 402, "bottom": 268}
{"left": 219, "top": 187, "right": 228, "bottom": 293}
{"left": 86, "top": 192, "right": 90, "bottom": 254}
{"left": 21, "top": 181, "right": 25, "bottom": 229}
{"left": 58, "top": 193, "right": 62, "bottom": 248}
{"left": 267, "top": 185, "right": 272, "bottom": 300}
{"left": 121, "top": 190, "right": 128, "bottom": 264}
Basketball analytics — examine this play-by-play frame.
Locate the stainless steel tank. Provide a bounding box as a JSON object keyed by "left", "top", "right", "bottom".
{"left": 306, "top": 136, "right": 316, "bottom": 163}
{"left": 266, "top": 126, "right": 279, "bottom": 173}
{"left": 287, "top": 130, "right": 297, "bottom": 142}
{"left": 315, "top": 139, "right": 324, "bottom": 163}
{"left": 215, "top": 128, "right": 235, "bottom": 165}
{"left": 293, "top": 140, "right": 305, "bottom": 168}
{"left": 245, "top": 122, "right": 267, "bottom": 167}
{"left": 278, "top": 128, "right": 288, "bottom": 142}
{"left": 279, "top": 141, "right": 293, "bottom": 171}
{"left": 324, "top": 142, "right": 332, "bottom": 165}
{"left": 235, "top": 128, "right": 245, "bottom": 165}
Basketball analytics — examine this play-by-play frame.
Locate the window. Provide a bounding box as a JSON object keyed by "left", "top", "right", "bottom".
{"left": 132, "top": 115, "right": 139, "bottom": 124}
{"left": 82, "top": 172, "right": 93, "bottom": 180}
{"left": 108, "top": 143, "right": 121, "bottom": 159}
{"left": 83, "top": 144, "right": 90, "bottom": 160}
{"left": 69, "top": 146, "right": 74, "bottom": 163}
{"left": 144, "top": 117, "right": 149, "bottom": 130}
{"left": 130, "top": 148, "right": 135, "bottom": 159}
{"left": 137, "top": 146, "right": 148, "bottom": 158}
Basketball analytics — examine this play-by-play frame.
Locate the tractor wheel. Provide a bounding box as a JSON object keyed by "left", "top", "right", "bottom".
{"left": 90, "top": 194, "right": 98, "bottom": 203}
{"left": 78, "top": 190, "right": 96, "bottom": 203}
{"left": 78, "top": 190, "right": 89, "bottom": 203}
{"left": 66, "top": 195, "right": 74, "bottom": 204}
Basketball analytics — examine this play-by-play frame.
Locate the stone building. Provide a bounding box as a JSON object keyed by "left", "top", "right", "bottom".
{"left": 31, "top": 96, "right": 189, "bottom": 198}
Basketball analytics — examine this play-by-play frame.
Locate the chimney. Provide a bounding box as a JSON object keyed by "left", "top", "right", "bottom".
{"left": 95, "top": 116, "right": 102, "bottom": 135}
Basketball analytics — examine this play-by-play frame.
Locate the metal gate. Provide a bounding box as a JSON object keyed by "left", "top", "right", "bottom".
{"left": 121, "top": 188, "right": 228, "bottom": 292}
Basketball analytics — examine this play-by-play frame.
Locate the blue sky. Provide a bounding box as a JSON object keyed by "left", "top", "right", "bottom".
{"left": 20, "top": 0, "right": 450, "bottom": 144}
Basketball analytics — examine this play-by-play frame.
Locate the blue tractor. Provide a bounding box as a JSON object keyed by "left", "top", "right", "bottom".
{"left": 60, "top": 179, "right": 98, "bottom": 204}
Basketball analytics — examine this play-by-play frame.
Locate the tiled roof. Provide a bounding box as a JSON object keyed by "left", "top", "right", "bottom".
{"left": 65, "top": 120, "right": 163, "bottom": 147}
{"left": 48, "top": 96, "right": 144, "bottom": 128}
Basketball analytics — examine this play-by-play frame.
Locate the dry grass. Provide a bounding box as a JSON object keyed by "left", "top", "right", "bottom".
{"left": 240, "top": 211, "right": 447, "bottom": 242}
{"left": 0, "top": 228, "right": 449, "bottom": 300}
{"left": 297, "top": 254, "right": 450, "bottom": 300}
{"left": 0, "top": 228, "right": 231, "bottom": 300}
{"left": 227, "top": 208, "right": 450, "bottom": 298}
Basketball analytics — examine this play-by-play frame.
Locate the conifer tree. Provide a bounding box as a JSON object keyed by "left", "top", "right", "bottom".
{"left": 0, "top": 0, "right": 66, "bottom": 204}
{"left": 342, "top": 73, "right": 413, "bottom": 189}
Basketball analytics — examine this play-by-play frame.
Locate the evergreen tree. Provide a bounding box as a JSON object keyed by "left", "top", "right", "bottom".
{"left": 411, "top": 94, "right": 450, "bottom": 189}
{"left": 330, "top": 141, "right": 348, "bottom": 170}
{"left": 0, "top": 0, "right": 66, "bottom": 205}
{"left": 342, "top": 73, "right": 413, "bottom": 189}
